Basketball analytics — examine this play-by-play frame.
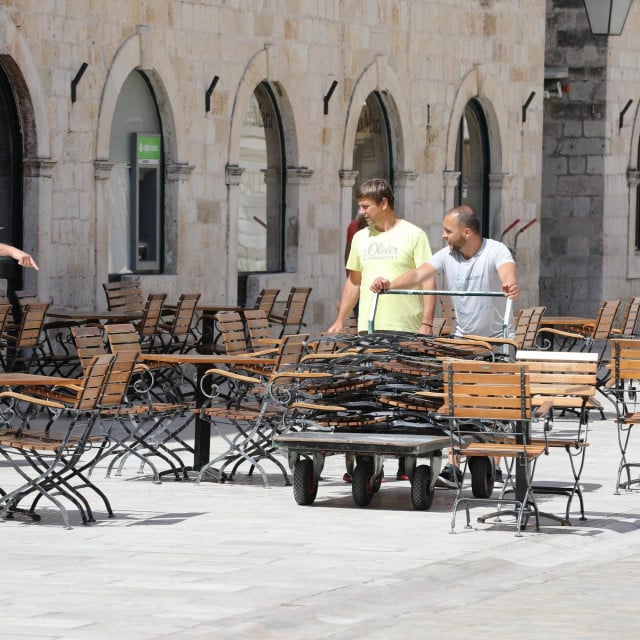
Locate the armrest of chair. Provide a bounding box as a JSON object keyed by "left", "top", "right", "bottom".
{"left": 203, "top": 367, "right": 261, "bottom": 385}
{"left": 536, "top": 326, "right": 584, "bottom": 340}
{"left": 0, "top": 389, "right": 67, "bottom": 410}
{"left": 286, "top": 400, "right": 346, "bottom": 412}
{"left": 251, "top": 347, "right": 279, "bottom": 357}
{"left": 533, "top": 399, "right": 554, "bottom": 419}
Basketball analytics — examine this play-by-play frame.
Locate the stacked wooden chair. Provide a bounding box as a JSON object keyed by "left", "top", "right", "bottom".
{"left": 196, "top": 332, "right": 309, "bottom": 488}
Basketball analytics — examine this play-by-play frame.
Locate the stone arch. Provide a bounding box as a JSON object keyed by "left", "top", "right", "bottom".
{"left": 445, "top": 66, "right": 506, "bottom": 174}
{"left": 226, "top": 45, "right": 305, "bottom": 303}
{"left": 227, "top": 45, "right": 300, "bottom": 166}
{"left": 444, "top": 66, "right": 509, "bottom": 238}
{"left": 627, "top": 101, "right": 640, "bottom": 169}
{"left": 0, "top": 10, "right": 54, "bottom": 296}
{"left": 0, "top": 10, "right": 50, "bottom": 159}
{"left": 95, "top": 27, "right": 185, "bottom": 163}
{"left": 341, "top": 56, "right": 412, "bottom": 173}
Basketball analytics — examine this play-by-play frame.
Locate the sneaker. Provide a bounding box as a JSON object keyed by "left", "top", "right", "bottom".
{"left": 494, "top": 468, "right": 504, "bottom": 485}
{"left": 436, "top": 464, "right": 463, "bottom": 489}
{"left": 343, "top": 472, "right": 352, "bottom": 483}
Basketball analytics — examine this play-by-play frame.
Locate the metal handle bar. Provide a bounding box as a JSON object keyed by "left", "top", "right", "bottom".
{"left": 499, "top": 218, "right": 521, "bottom": 243}
{"left": 368, "top": 289, "right": 513, "bottom": 342}
{"left": 515, "top": 218, "right": 537, "bottom": 236}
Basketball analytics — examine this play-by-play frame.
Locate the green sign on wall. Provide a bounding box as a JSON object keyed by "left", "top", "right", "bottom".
{"left": 137, "top": 134, "right": 161, "bottom": 165}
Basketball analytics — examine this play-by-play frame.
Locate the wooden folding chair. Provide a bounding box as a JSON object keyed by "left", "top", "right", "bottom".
{"left": 157, "top": 293, "right": 201, "bottom": 353}
{"left": 537, "top": 299, "right": 620, "bottom": 353}
{"left": 268, "top": 286, "right": 311, "bottom": 337}
{"left": 0, "top": 353, "right": 116, "bottom": 527}
{"left": 515, "top": 350, "right": 598, "bottom": 524}
{"left": 463, "top": 305, "right": 547, "bottom": 358}
{"left": 254, "top": 288, "right": 280, "bottom": 318}
{"left": 103, "top": 277, "right": 145, "bottom": 312}
{"left": 0, "top": 296, "right": 14, "bottom": 366}
{"left": 71, "top": 325, "right": 108, "bottom": 374}
{"left": 136, "top": 293, "right": 167, "bottom": 351}
{"left": 434, "top": 295, "right": 456, "bottom": 336}
{"left": 101, "top": 323, "right": 192, "bottom": 481}
{"left": 611, "top": 296, "right": 640, "bottom": 338}
{"left": 435, "top": 360, "right": 549, "bottom": 536}
{"left": 606, "top": 338, "right": 640, "bottom": 493}
{"left": 243, "top": 309, "right": 278, "bottom": 350}
{"left": 0, "top": 301, "right": 50, "bottom": 373}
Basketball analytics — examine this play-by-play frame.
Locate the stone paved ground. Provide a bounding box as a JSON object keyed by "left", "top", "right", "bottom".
{"left": 1, "top": 405, "right": 640, "bottom": 639}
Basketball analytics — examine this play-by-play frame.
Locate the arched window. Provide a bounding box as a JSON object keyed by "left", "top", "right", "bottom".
{"left": 455, "top": 99, "right": 490, "bottom": 232}
{"left": 0, "top": 61, "right": 24, "bottom": 295}
{"left": 238, "top": 82, "right": 284, "bottom": 274}
{"left": 108, "top": 70, "right": 163, "bottom": 275}
{"left": 352, "top": 91, "right": 393, "bottom": 216}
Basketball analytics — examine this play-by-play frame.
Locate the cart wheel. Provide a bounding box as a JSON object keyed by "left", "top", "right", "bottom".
{"left": 293, "top": 458, "right": 318, "bottom": 505}
{"left": 373, "top": 466, "right": 384, "bottom": 493}
{"left": 410, "top": 464, "right": 434, "bottom": 510}
{"left": 352, "top": 459, "right": 376, "bottom": 507}
{"left": 469, "top": 457, "right": 494, "bottom": 499}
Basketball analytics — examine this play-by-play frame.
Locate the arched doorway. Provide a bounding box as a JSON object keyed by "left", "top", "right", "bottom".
{"left": 455, "top": 98, "right": 490, "bottom": 232}
{"left": 0, "top": 61, "right": 24, "bottom": 297}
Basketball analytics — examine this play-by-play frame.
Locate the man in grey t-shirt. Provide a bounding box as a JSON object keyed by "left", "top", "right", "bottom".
{"left": 428, "top": 220, "right": 515, "bottom": 338}
{"left": 370, "top": 205, "right": 519, "bottom": 335}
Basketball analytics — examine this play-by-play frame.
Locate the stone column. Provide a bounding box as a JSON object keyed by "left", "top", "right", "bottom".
{"left": 442, "top": 171, "right": 461, "bottom": 213}
{"left": 626, "top": 170, "right": 640, "bottom": 278}
{"left": 395, "top": 170, "right": 418, "bottom": 219}
{"left": 94, "top": 160, "right": 114, "bottom": 299}
{"left": 285, "top": 166, "right": 314, "bottom": 272}
{"left": 23, "top": 157, "right": 56, "bottom": 299}
{"left": 166, "top": 162, "right": 195, "bottom": 275}
{"left": 338, "top": 169, "right": 359, "bottom": 273}
{"left": 225, "top": 163, "right": 244, "bottom": 303}
{"left": 488, "top": 172, "right": 512, "bottom": 239}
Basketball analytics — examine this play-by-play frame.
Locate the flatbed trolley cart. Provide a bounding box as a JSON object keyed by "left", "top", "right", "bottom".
{"left": 273, "top": 290, "right": 512, "bottom": 509}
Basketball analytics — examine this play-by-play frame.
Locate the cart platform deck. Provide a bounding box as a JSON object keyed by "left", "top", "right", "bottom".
{"left": 273, "top": 431, "right": 449, "bottom": 456}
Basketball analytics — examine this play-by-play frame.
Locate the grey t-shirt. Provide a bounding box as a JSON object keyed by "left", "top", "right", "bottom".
{"left": 428, "top": 238, "right": 515, "bottom": 338}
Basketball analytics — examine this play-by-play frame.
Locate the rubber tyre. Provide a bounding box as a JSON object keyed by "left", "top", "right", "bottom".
{"left": 410, "top": 464, "right": 434, "bottom": 510}
{"left": 293, "top": 458, "right": 318, "bottom": 505}
{"left": 373, "top": 466, "right": 384, "bottom": 493}
{"left": 352, "top": 459, "right": 375, "bottom": 507}
{"left": 469, "top": 456, "right": 494, "bottom": 499}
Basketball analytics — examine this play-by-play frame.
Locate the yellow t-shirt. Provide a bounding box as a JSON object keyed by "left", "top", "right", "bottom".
{"left": 347, "top": 219, "right": 432, "bottom": 333}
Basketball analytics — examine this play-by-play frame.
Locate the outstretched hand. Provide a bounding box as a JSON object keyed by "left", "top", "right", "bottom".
{"left": 1, "top": 244, "right": 39, "bottom": 271}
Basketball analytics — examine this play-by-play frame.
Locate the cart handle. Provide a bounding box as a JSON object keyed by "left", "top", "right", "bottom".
{"left": 515, "top": 218, "right": 537, "bottom": 236}
{"left": 368, "top": 289, "right": 513, "bottom": 346}
{"left": 499, "top": 218, "right": 521, "bottom": 242}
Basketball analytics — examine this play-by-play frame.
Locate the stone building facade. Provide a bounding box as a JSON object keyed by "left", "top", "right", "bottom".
{"left": 542, "top": 0, "right": 640, "bottom": 317}
{"left": 0, "top": 0, "right": 547, "bottom": 334}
